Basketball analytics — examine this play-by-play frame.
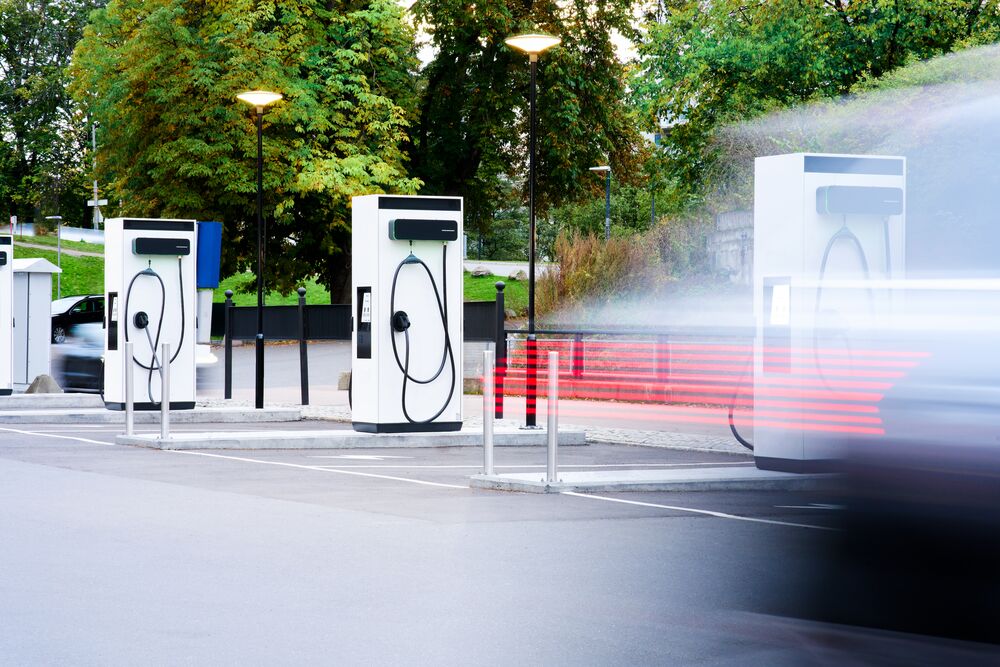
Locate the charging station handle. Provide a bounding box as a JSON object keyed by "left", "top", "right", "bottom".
{"left": 392, "top": 311, "right": 411, "bottom": 332}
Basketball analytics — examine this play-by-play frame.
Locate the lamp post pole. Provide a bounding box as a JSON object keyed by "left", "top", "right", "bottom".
{"left": 254, "top": 105, "right": 265, "bottom": 410}
{"left": 237, "top": 90, "right": 282, "bottom": 410}
{"left": 603, "top": 169, "right": 611, "bottom": 240}
{"left": 45, "top": 215, "right": 63, "bottom": 298}
{"left": 505, "top": 31, "right": 559, "bottom": 429}
{"left": 528, "top": 54, "right": 538, "bottom": 336}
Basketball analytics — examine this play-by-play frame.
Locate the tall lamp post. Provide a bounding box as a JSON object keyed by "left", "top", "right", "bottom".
{"left": 589, "top": 165, "right": 611, "bottom": 240}
{"left": 237, "top": 90, "right": 282, "bottom": 409}
{"left": 44, "top": 215, "right": 63, "bottom": 298}
{"left": 505, "top": 31, "right": 560, "bottom": 428}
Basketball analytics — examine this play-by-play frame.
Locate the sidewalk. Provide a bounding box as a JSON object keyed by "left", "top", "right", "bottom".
{"left": 198, "top": 397, "right": 750, "bottom": 456}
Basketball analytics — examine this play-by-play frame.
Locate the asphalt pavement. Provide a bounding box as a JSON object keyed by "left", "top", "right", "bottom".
{"left": 0, "top": 420, "right": 848, "bottom": 664}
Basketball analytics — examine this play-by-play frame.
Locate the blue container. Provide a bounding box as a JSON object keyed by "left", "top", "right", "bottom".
{"left": 196, "top": 221, "right": 223, "bottom": 289}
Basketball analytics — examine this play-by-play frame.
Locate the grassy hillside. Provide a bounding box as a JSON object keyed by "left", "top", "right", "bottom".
{"left": 12, "top": 246, "right": 103, "bottom": 299}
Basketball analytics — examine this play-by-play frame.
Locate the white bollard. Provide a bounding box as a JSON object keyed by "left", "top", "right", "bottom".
{"left": 160, "top": 343, "right": 170, "bottom": 441}
{"left": 483, "top": 349, "right": 495, "bottom": 476}
{"left": 124, "top": 341, "right": 134, "bottom": 436}
{"left": 546, "top": 351, "right": 559, "bottom": 483}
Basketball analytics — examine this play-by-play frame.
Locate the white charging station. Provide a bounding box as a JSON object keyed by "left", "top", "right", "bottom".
{"left": 0, "top": 235, "right": 12, "bottom": 395}
{"left": 752, "top": 153, "right": 906, "bottom": 471}
{"left": 351, "top": 195, "right": 464, "bottom": 433}
{"left": 104, "top": 218, "right": 197, "bottom": 410}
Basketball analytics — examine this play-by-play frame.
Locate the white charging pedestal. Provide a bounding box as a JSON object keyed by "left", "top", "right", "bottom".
{"left": 351, "top": 195, "right": 464, "bottom": 433}
{"left": 103, "top": 218, "right": 197, "bottom": 410}
{"left": 753, "top": 154, "right": 906, "bottom": 471}
{"left": 0, "top": 235, "right": 12, "bottom": 395}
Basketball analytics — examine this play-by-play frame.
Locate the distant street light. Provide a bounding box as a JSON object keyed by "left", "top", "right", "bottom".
{"left": 87, "top": 121, "right": 107, "bottom": 230}
{"left": 44, "top": 215, "right": 63, "bottom": 298}
{"left": 505, "top": 31, "right": 560, "bottom": 428}
{"left": 589, "top": 165, "right": 612, "bottom": 240}
{"left": 237, "top": 89, "right": 283, "bottom": 410}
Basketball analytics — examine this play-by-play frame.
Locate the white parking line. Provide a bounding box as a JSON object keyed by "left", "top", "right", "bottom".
{"left": 309, "top": 462, "right": 755, "bottom": 469}
{"left": 0, "top": 426, "right": 115, "bottom": 446}
{"left": 562, "top": 492, "right": 837, "bottom": 531}
{"left": 168, "top": 450, "right": 468, "bottom": 489}
{"left": 0, "top": 427, "right": 834, "bottom": 528}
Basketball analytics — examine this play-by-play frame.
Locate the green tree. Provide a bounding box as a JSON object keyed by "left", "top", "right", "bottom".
{"left": 632, "top": 0, "right": 1000, "bottom": 209}
{"left": 410, "top": 0, "right": 646, "bottom": 243}
{"left": 0, "top": 0, "right": 99, "bottom": 224}
{"left": 70, "top": 0, "right": 420, "bottom": 300}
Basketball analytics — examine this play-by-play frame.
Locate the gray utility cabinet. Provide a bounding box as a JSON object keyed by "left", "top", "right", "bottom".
{"left": 13, "top": 258, "right": 61, "bottom": 387}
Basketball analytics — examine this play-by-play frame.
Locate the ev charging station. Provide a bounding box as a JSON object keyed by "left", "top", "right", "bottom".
{"left": 104, "top": 218, "right": 197, "bottom": 410}
{"left": 351, "top": 195, "right": 463, "bottom": 433}
{"left": 0, "top": 235, "right": 12, "bottom": 395}
{"left": 752, "top": 153, "right": 906, "bottom": 471}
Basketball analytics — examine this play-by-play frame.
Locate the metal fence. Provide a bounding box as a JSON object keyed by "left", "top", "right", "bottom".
{"left": 214, "top": 299, "right": 494, "bottom": 342}
{"left": 217, "top": 289, "right": 499, "bottom": 404}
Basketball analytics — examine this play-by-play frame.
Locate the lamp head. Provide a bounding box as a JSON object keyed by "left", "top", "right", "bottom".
{"left": 237, "top": 90, "right": 283, "bottom": 109}
{"left": 588, "top": 166, "right": 611, "bottom": 173}
{"left": 504, "top": 33, "right": 561, "bottom": 60}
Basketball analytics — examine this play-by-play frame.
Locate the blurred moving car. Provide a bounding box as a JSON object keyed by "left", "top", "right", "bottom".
{"left": 51, "top": 322, "right": 104, "bottom": 392}
{"left": 51, "top": 294, "right": 104, "bottom": 344}
{"left": 52, "top": 322, "right": 218, "bottom": 394}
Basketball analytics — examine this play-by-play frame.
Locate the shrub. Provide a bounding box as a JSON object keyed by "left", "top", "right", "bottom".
{"left": 537, "top": 229, "right": 662, "bottom": 314}
{"left": 536, "top": 217, "right": 713, "bottom": 317}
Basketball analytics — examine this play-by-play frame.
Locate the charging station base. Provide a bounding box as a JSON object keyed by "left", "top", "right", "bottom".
{"left": 352, "top": 421, "right": 462, "bottom": 434}
{"left": 0, "top": 389, "right": 10, "bottom": 396}
{"left": 105, "top": 401, "right": 196, "bottom": 411}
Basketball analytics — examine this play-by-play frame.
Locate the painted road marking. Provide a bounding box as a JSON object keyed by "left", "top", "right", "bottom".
{"left": 309, "top": 462, "right": 755, "bottom": 469}
{"left": 309, "top": 455, "right": 414, "bottom": 461}
{"left": 0, "top": 426, "right": 115, "bottom": 446}
{"left": 168, "top": 450, "right": 467, "bottom": 489}
{"left": 562, "top": 492, "right": 837, "bottom": 531}
{"left": 775, "top": 503, "right": 844, "bottom": 511}
{"left": 0, "top": 427, "right": 830, "bottom": 530}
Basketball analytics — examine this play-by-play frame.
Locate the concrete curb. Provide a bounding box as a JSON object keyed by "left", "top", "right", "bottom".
{"left": 116, "top": 426, "right": 587, "bottom": 450}
{"left": 0, "top": 407, "right": 302, "bottom": 424}
{"left": 0, "top": 393, "right": 105, "bottom": 410}
{"left": 469, "top": 468, "right": 836, "bottom": 494}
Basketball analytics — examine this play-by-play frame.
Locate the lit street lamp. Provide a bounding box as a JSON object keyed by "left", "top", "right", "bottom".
{"left": 44, "top": 215, "right": 63, "bottom": 298}
{"left": 237, "top": 89, "right": 282, "bottom": 410}
{"left": 505, "top": 31, "right": 560, "bottom": 428}
{"left": 589, "top": 165, "right": 611, "bottom": 240}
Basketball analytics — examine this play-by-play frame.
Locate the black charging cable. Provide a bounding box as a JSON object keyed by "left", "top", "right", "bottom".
{"left": 388, "top": 244, "right": 456, "bottom": 424}
{"left": 123, "top": 257, "right": 186, "bottom": 404}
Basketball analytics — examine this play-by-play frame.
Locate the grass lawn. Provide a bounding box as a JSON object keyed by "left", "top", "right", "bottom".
{"left": 12, "top": 242, "right": 531, "bottom": 315}
{"left": 217, "top": 273, "right": 332, "bottom": 306}
{"left": 13, "top": 246, "right": 104, "bottom": 299}
{"left": 463, "top": 272, "right": 528, "bottom": 314}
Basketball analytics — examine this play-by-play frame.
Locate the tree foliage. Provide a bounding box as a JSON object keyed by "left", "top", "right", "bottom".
{"left": 0, "top": 0, "right": 99, "bottom": 224}
{"left": 70, "top": 0, "right": 420, "bottom": 300}
{"left": 632, "top": 0, "right": 1000, "bottom": 209}
{"left": 410, "top": 0, "right": 646, "bottom": 240}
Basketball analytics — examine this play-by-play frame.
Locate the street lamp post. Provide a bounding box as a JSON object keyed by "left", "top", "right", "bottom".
{"left": 506, "top": 31, "right": 560, "bottom": 428}
{"left": 44, "top": 215, "right": 63, "bottom": 298}
{"left": 237, "top": 90, "right": 282, "bottom": 409}
{"left": 589, "top": 165, "right": 611, "bottom": 240}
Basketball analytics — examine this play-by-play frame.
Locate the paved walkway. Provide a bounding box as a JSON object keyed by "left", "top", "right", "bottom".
{"left": 463, "top": 259, "right": 556, "bottom": 277}
{"left": 198, "top": 398, "right": 750, "bottom": 456}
